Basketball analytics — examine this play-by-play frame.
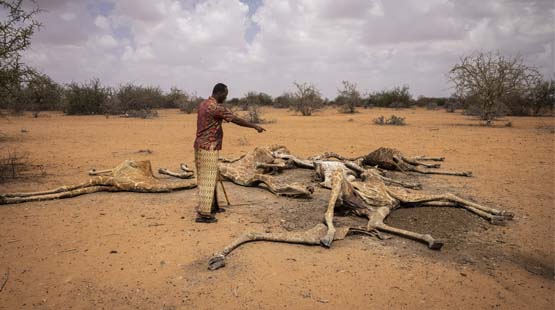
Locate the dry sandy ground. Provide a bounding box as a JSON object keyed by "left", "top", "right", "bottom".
{"left": 0, "top": 107, "right": 553, "bottom": 309}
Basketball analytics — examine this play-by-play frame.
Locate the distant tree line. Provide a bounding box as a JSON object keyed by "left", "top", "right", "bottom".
{"left": 0, "top": 76, "right": 205, "bottom": 118}
{"left": 0, "top": 1, "right": 552, "bottom": 121}
{"left": 1, "top": 72, "right": 552, "bottom": 120}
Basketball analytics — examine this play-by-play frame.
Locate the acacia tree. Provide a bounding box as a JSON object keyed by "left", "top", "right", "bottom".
{"left": 291, "top": 82, "right": 323, "bottom": 116}
{"left": 0, "top": 0, "right": 41, "bottom": 106}
{"left": 336, "top": 80, "right": 361, "bottom": 113}
{"left": 530, "top": 79, "right": 555, "bottom": 115}
{"left": 20, "top": 72, "right": 62, "bottom": 116}
{"left": 449, "top": 51, "right": 541, "bottom": 125}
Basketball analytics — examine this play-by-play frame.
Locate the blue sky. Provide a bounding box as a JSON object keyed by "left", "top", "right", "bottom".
{"left": 22, "top": 0, "right": 555, "bottom": 99}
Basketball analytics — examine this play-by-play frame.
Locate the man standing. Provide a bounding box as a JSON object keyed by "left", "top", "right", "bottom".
{"left": 194, "top": 83, "right": 266, "bottom": 223}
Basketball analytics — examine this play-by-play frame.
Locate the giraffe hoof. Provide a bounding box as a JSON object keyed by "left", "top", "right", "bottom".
{"left": 428, "top": 239, "right": 444, "bottom": 250}
{"left": 463, "top": 171, "right": 473, "bottom": 177}
{"left": 208, "top": 255, "right": 226, "bottom": 270}
{"left": 501, "top": 211, "right": 514, "bottom": 220}
{"left": 320, "top": 235, "right": 334, "bottom": 248}
{"left": 490, "top": 216, "right": 507, "bottom": 225}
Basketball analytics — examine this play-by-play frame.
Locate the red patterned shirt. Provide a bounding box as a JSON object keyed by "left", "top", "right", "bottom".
{"left": 194, "top": 96, "right": 235, "bottom": 150}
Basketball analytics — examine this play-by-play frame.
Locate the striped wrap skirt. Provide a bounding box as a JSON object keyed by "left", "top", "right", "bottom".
{"left": 194, "top": 148, "right": 220, "bottom": 216}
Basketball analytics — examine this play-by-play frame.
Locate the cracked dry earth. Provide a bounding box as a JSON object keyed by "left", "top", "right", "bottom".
{"left": 0, "top": 108, "right": 553, "bottom": 309}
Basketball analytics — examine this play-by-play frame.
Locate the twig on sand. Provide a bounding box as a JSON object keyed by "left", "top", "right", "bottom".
{"left": 58, "top": 248, "right": 78, "bottom": 254}
{"left": 0, "top": 269, "right": 9, "bottom": 293}
{"left": 231, "top": 286, "right": 239, "bottom": 297}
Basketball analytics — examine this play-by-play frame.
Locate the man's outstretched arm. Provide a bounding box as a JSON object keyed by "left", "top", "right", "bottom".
{"left": 230, "top": 116, "right": 266, "bottom": 133}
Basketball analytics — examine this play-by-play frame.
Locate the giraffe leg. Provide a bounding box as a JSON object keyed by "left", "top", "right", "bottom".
{"left": 379, "top": 175, "right": 422, "bottom": 189}
{"left": 1, "top": 178, "right": 107, "bottom": 198}
{"left": 391, "top": 156, "right": 408, "bottom": 172}
{"left": 88, "top": 168, "right": 113, "bottom": 176}
{"left": 320, "top": 170, "right": 344, "bottom": 248}
{"left": 401, "top": 156, "right": 441, "bottom": 168}
{"left": 158, "top": 168, "right": 194, "bottom": 179}
{"left": 0, "top": 186, "right": 114, "bottom": 205}
{"left": 411, "top": 165, "right": 472, "bottom": 177}
{"left": 367, "top": 207, "right": 444, "bottom": 250}
{"left": 377, "top": 223, "right": 444, "bottom": 250}
{"left": 254, "top": 174, "right": 313, "bottom": 197}
{"left": 390, "top": 191, "right": 513, "bottom": 224}
{"left": 271, "top": 153, "right": 314, "bottom": 169}
{"left": 131, "top": 180, "right": 197, "bottom": 193}
{"left": 208, "top": 224, "right": 328, "bottom": 270}
{"left": 413, "top": 156, "right": 445, "bottom": 162}
{"left": 326, "top": 152, "right": 363, "bottom": 162}
{"left": 180, "top": 163, "right": 193, "bottom": 173}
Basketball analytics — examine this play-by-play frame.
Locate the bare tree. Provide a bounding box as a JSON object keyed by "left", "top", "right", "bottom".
{"left": 291, "top": 82, "right": 323, "bottom": 116}
{"left": 449, "top": 51, "right": 542, "bottom": 125}
{"left": 0, "top": 0, "right": 41, "bottom": 105}
{"left": 337, "top": 80, "right": 361, "bottom": 113}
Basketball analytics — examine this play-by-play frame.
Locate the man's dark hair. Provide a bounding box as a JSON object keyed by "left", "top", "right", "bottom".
{"left": 212, "top": 83, "right": 228, "bottom": 95}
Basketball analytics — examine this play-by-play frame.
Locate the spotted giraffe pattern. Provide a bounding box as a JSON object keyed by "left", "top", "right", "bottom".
{"left": 218, "top": 145, "right": 314, "bottom": 197}
{"left": 209, "top": 163, "right": 514, "bottom": 269}
{"left": 0, "top": 160, "right": 197, "bottom": 204}
{"left": 362, "top": 147, "right": 470, "bottom": 176}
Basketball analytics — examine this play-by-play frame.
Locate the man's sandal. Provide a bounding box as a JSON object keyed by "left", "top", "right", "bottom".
{"left": 195, "top": 216, "right": 218, "bottom": 223}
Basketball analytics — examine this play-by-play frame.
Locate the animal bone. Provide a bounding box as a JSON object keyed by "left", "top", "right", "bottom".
{"left": 0, "top": 160, "right": 196, "bottom": 205}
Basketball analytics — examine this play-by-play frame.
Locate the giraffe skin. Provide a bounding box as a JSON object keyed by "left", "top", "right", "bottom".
{"left": 0, "top": 160, "right": 196, "bottom": 205}
{"left": 208, "top": 166, "right": 513, "bottom": 270}
{"left": 218, "top": 145, "right": 314, "bottom": 198}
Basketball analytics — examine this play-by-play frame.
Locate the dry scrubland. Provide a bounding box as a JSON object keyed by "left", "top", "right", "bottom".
{"left": 0, "top": 107, "right": 553, "bottom": 309}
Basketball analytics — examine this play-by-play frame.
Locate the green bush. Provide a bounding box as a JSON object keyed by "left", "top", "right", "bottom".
{"left": 163, "top": 87, "right": 185, "bottom": 109}
{"left": 236, "top": 92, "right": 273, "bottom": 111}
{"left": 415, "top": 96, "right": 447, "bottom": 108}
{"left": 273, "top": 92, "right": 294, "bottom": 108}
{"left": 64, "top": 79, "right": 110, "bottom": 115}
{"left": 367, "top": 85, "right": 412, "bottom": 108}
{"left": 112, "top": 83, "right": 165, "bottom": 113}
{"left": 20, "top": 73, "right": 63, "bottom": 116}
{"left": 180, "top": 95, "right": 202, "bottom": 114}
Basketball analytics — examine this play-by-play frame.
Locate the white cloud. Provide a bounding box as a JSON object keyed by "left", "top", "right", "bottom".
{"left": 94, "top": 15, "right": 110, "bottom": 30}
{"left": 23, "top": 0, "right": 554, "bottom": 98}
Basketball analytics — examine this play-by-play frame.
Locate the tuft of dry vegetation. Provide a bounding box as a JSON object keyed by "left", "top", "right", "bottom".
{"left": 0, "top": 150, "right": 45, "bottom": 183}
{"left": 373, "top": 115, "right": 406, "bottom": 126}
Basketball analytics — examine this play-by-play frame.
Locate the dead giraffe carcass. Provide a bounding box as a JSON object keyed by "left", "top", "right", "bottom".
{"left": 218, "top": 145, "right": 314, "bottom": 198}
{"left": 208, "top": 167, "right": 512, "bottom": 270}
{"left": 0, "top": 160, "right": 196, "bottom": 205}
{"left": 361, "top": 147, "right": 471, "bottom": 176}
